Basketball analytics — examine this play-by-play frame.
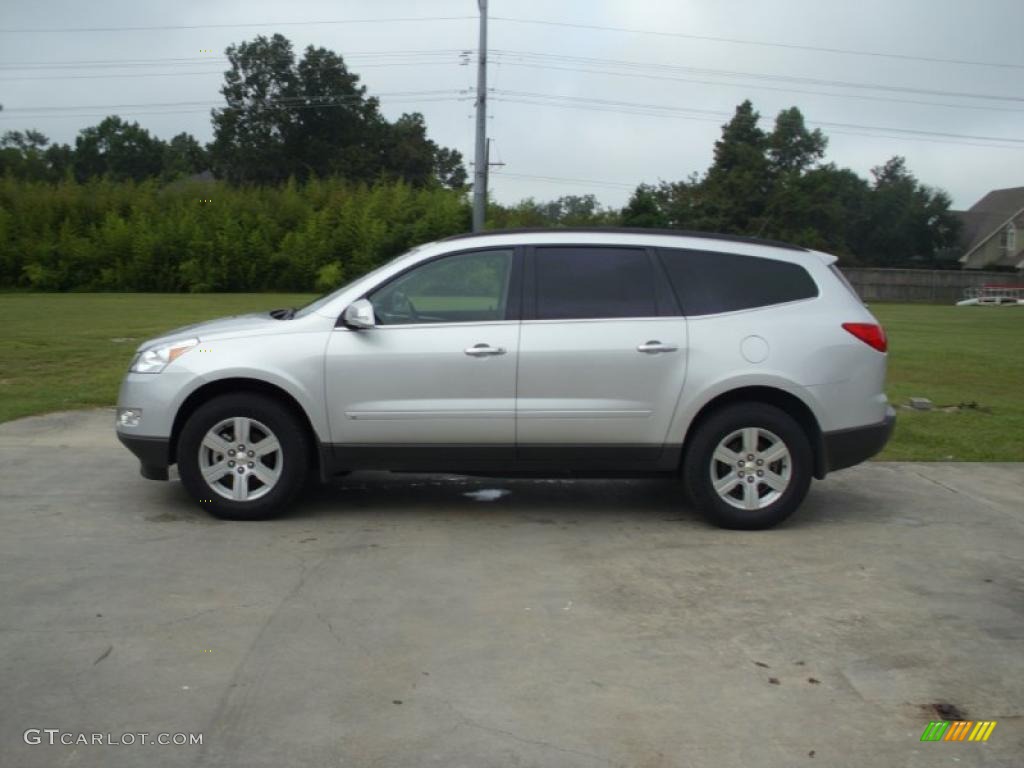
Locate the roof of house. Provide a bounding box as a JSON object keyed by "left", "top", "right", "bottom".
{"left": 956, "top": 186, "right": 1024, "bottom": 256}
{"left": 993, "top": 244, "right": 1024, "bottom": 269}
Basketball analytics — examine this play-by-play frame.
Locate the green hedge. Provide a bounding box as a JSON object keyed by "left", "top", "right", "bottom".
{"left": 0, "top": 176, "right": 471, "bottom": 292}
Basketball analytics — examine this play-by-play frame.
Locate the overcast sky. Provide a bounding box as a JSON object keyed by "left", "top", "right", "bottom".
{"left": 1, "top": 0, "right": 1021, "bottom": 210}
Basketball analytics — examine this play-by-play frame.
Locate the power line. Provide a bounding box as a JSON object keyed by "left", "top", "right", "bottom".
{"left": 3, "top": 12, "right": 1012, "bottom": 73}
{"left": 497, "top": 92, "right": 1024, "bottom": 148}
{"left": 492, "top": 93, "right": 1024, "bottom": 150}
{"left": 0, "top": 96, "right": 468, "bottom": 121}
{"left": 498, "top": 90, "right": 726, "bottom": 119}
{"left": 490, "top": 171, "right": 635, "bottom": 190}
{"left": 0, "top": 16, "right": 475, "bottom": 34}
{"left": 489, "top": 52, "right": 1024, "bottom": 104}
{"left": 2, "top": 91, "right": 464, "bottom": 113}
{"left": 0, "top": 50, "right": 466, "bottom": 69}
{"left": 0, "top": 71, "right": 224, "bottom": 81}
{"left": 0, "top": 61, "right": 460, "bottom": 81}
{"left": 7, "top": 47, "right": 1020, "bottom": 113}
{"left": 490, "top": 15, "right": 1024, "bottom": 71}
{"left": 489, "top": 58, "right": 1024, "bottom": 116}
{"left": 496, "top": 96, "right": 1023, "bottom": 153}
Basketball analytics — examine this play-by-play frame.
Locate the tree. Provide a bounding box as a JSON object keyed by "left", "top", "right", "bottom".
{"left": 73, "top": 116, "right": 166, "bottom": 182}
{"left": 710, "top": 100, "right": 767, "bottom": 176}
{"left": 210, "top": 34, "right": 301, "bottom": 183}
{"left": 862, "top": 157, "right": 960, "bottom": 266}
{"left": 381, "top": 113, "right": 447, "bottom": 187}
{"left": 0, "top": 130, "right": 53, "bottom": 180}
{"left": 756, "top": 108, "right": 830, "bottom": 238}
{"left": 621, "top": 184, "right": 670, "bottom": 228}
{"left": 1, "top": 129, "right": 48, "bottom": 153}
{"left": 699, "top": 100, "right": 772, "bottom": 233}
{"left": 434, "top": 146, "right": 467, "bottom": 189}
{"left": 163, "top": 132, "right": 209, "bottom": 178}
{"left": 210, "top": 34, "right": 466, "bottom": 187}
{"left": 489, "top": 193, "right": 619, "bottom": 229}
{"left": 44, "top": 143, "right": 75, "bottom": 179}
{"left": 767, "top": 107, "right": 827, "bottom": 176}
{"left": 290, "top": 42, "right": 386, "bottom": 182}
{"left": 763, "top": 164, "right": 871, "bottom": 255}
{"left": 621, "top": 102, "right": 957, "bottom": 265}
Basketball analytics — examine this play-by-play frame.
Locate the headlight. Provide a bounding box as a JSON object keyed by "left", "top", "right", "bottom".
{"left": 130, "top": 338, "right": 199, "bottom": 374}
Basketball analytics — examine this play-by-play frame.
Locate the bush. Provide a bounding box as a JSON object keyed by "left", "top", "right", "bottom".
{"left": 0, "top": 176, "right": 470, "bottom": 292}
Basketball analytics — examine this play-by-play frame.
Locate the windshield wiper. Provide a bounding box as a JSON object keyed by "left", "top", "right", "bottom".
{"left": 269, "top": 307, "right": 296, "bottom": 320}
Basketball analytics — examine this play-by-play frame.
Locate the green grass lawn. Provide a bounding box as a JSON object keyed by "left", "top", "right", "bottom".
{"left": 0, "top": 293, "right": 313, "bottom": 424}
{"left": 870, "top": 303, "right": 1023, "bottom": 460}
{"left": 0, "top": 295, "right": 1021, "bottom": 460}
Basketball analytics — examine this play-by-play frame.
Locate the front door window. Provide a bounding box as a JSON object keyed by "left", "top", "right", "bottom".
{"left": 369, "top": 249, "right": 513, "bottom": 325}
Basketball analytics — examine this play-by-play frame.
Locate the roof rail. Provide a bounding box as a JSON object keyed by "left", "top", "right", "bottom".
{"left": 440, "top": 227, "right": 809, "bottom": 252}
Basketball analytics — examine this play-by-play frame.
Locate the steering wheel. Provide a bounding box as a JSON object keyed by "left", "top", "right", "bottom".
{"left": 392, "top": 290, "right": 419, "bottom": 322}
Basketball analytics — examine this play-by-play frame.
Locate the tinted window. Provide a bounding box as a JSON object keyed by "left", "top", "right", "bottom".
{"left": 535, "top": 247, "right": 656, "bottom": 320}
{"left": 658, "top": 248, "right": 818, "bottom": 315}
{"left": 369, "top": 249, "right": 513, "bottom": 325}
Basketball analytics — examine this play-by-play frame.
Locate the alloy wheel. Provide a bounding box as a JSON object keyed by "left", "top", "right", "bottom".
{"left": 198, "top": 417, "right": 283, "bottom": 502}
{"left": 709, "top": 427, "right": 792, "bottom": 511}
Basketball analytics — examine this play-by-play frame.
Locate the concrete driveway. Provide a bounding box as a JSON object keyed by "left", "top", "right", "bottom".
{"left": 1, "top": 409, "right": 1022, "bottom": 768}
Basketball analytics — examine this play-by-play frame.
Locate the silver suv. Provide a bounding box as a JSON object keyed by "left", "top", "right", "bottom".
{"left": 116, "top": 229, "right": 894, "bottom": 529}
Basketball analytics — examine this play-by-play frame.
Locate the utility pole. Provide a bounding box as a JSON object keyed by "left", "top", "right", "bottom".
{"left": 472, "top": 0, "right": 488, "bottom": 232}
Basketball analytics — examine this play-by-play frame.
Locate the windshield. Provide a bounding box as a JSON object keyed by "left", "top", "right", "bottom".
{"left": 292, "top": 245, "right": 428, "bottom": 318}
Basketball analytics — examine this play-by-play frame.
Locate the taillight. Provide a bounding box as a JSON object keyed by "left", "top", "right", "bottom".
{"left": 842, "top": 322, "right": 887, "bottom": 352}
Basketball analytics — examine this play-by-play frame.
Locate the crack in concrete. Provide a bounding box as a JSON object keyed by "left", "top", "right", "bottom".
{"left": 910, "top": 471, "right": 962, "bottom": 496}
{"left": 430, "top": 694, "right": 619, "bottom": 766}
{"left": 195, "top": 552, "right": 325, "bottom": 766}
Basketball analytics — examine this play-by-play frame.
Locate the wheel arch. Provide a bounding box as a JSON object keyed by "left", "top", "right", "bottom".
{"left": 680, "top": 385, "right": 827, "bottom": 479}
{"left": 170, "top": 378, "right": 324, "bottom": 479}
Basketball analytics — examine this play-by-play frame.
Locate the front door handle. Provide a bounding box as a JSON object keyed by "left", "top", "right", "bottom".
{"left": 465, "top": 343, "right": 507, "bottom": 357}
{"left": 637, "top": 340, "right": 678, "bottom": 354}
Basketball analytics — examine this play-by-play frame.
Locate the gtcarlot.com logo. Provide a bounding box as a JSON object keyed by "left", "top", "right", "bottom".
{"left": 24, "top": 729, "right": 203, "bottom": 746}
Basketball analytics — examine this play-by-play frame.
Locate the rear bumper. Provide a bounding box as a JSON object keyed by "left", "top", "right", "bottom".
{"left": 823, "top": 407, "right": 896, "bottom": 473}
{"left": 117, "top": 432, "right": 171, "bottom": 481}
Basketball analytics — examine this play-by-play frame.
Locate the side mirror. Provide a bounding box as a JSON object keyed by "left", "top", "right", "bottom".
{"left": 342, "top": 299, "right": 376, "bottom": 329}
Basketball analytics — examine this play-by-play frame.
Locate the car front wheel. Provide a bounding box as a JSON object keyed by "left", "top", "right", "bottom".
{"left": 177, "top": 393, "right": 309, "bottom": 520}
{"left": 683, "top": 402, "right": 812, "bottom": 529}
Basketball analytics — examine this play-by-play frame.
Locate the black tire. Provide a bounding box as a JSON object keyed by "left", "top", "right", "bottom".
{"left": 177, "top": 393, "right": 309, "bottom": 520}
{"left": 683, "top": 402, "right": 812, "bottom": 530}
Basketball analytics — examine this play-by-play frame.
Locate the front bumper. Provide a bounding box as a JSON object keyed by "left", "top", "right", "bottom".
{"left": 823, "top": 406, "right": 896, "bottom": 473}
{"left": 117, "top": 432, "right": 171, "bottom": 481}
{"left": 115, "top": 369, "right": 194, "bottom": 481}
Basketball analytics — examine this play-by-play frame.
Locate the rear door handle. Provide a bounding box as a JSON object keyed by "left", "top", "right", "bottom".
{"left": 465, "top": 343, "right": 507, "bottom": 357}
{"left": 637, "top": 340, "right": 678, "bottom": 354}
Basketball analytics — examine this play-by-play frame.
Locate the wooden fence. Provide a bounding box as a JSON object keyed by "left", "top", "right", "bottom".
{"left": 838, "top": 268, "right": 1019, "bottom": 304}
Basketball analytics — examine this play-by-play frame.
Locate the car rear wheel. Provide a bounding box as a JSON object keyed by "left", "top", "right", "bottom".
{"left": 177, "top": 393, "right": 308, "bottom": 520}
{"left": 683, "top": 402, "right": 812, "bottom": 529}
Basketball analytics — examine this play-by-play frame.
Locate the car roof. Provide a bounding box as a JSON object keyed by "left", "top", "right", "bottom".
{"left": 441, "top": 227, "right": 810, "bottom": 253}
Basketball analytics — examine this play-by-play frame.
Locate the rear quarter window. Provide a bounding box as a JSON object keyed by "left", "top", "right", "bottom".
{"left": 658, "top": 248, "right": 818, "bottom": 316}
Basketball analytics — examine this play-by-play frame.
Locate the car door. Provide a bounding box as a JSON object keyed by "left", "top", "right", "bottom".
{"left": 324, "top": 247, "right": 520, "bottom": 467}
{"left": 516, "top": 245, "right": 688, "bottom": 466}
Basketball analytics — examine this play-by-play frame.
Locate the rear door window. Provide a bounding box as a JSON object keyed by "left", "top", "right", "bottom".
{"left": 534, "top": 247, "right": 656, "bottom": 320}
{"left": 658, "top": 248, "right": 818, "bottom": 315}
